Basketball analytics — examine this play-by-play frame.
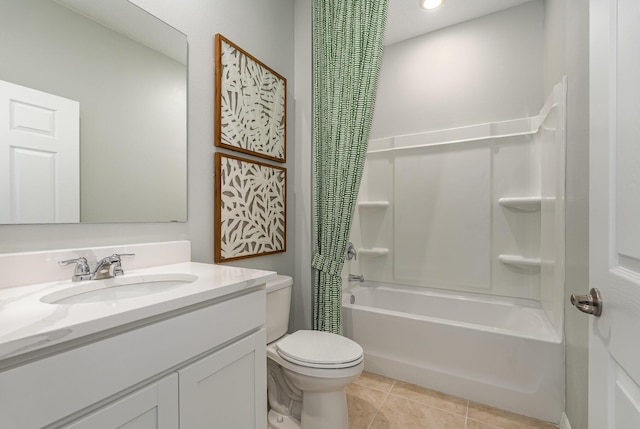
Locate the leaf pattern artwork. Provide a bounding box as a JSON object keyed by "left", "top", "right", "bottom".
{"left": 219, "top": 37, "right": 286, "bottom": 161}
{"left": 217, "top": 154, "right": 286, "bottom": 261}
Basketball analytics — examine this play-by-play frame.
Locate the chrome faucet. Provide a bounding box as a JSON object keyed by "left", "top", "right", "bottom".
{"left": 59, "top": 253, "right": 135, "bottom": 281}
{"left": 348, "top": 274, "right": 364, "bottom": 282}
{"left": 346, "top": 242, "right": 357, "bottom": 261}
{"left": 93, "top": 253, "right": 134, "bottom": 280}
{"left": 59, "top": 257, "right": 92, "bottom": 282}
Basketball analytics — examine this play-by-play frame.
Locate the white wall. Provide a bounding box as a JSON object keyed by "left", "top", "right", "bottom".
{"left": 371, "top": 0, "right": 544, "bottom": 140}
{"left": 544, "top": 0, "right": 590, "bottom": 428}
{"left": 0, "top": 0, "right": 296, "bottom": 279}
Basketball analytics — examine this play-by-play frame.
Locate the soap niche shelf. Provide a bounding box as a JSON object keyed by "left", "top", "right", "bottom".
{"left": 358, "top": 248, "right": 389, "bottom": 257}
{"left": 497, "top": 196, "right": 542, "bottom": 271}
{"left": 498, "top": 197, "right": 541, "bottom": 211}
{"left": 498, "top": 254, "right": 541, "bottom": 269}
{"left": 357, "top": 201, "right": 390, "bottom": 209}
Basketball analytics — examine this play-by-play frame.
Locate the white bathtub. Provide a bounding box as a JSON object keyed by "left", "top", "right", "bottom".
{"left": 342, "top": 281, "right": 564, "bottom": 423}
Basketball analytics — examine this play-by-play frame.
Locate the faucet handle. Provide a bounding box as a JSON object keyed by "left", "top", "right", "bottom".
{"left": 111, "top": 253, "right": 135, "bottom": 276}
{"left": 113, "top": 253, "right": 135, "bottom": 259}
{"left": 346, "top": 242, "right": 357, "bottom": 261}
{"left": 59, "top": 257, "right": 91, "bottom": 281}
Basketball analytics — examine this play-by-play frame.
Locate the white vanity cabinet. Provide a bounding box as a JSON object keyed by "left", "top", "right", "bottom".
{"left": 179, "top": 330, "right": 266, "bottom": 428}
{"left": 64, "top": 329, "right": 266, "bottom": 429}
{"left": 63, "top": 374, "right": 179, "bottom": 429}
{"left": 0, "top": 287, "right": 267, "bottom": 429}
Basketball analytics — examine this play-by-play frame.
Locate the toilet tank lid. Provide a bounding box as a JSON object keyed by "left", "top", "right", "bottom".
{"left": 266, "top": 275, "right": 293, "bottom": 292}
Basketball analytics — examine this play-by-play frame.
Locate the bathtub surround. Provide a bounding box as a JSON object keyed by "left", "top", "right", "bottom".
{"left": 311, "top": 0, "right": 388, "bottom": 333}
{"left": 350, "top": 79, "right": 566, "bottom": 334}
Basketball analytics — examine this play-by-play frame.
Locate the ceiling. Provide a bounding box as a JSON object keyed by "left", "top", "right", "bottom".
{"left": 385, "top": 0, "right": 535, "bottom": 46}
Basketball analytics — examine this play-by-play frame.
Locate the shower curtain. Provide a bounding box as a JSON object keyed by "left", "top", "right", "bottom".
{"left": 312, "top": 0, "right": 388, "bottom": 333}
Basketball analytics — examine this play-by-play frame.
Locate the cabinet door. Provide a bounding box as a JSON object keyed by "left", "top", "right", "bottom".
{"left": 63, "top": 374, "right": 178, "bottom": 429}
{"left": 179, "top": 329, "right": 267, "bottom": 429}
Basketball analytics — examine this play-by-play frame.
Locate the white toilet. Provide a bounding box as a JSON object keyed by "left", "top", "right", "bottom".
{"left": 266, "top": 275, "right": 364, "bottom": 429}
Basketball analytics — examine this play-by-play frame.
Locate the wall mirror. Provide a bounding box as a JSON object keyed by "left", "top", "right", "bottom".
{"left": 0, "top": 0, "right": 187, "bottom": 224}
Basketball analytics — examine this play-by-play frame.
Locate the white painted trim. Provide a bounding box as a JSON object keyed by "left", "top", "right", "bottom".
{"left": 560, "top": 412, "right": 572, "bottom": 429}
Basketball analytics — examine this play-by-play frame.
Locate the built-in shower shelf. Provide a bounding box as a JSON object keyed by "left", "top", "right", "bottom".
{"left": 498, "top": 197, "right": 541, "bottom": 211}
{"left": 357, "top": 201, "right": 390, "bottom": 209}
{"left": 498, "top": 254, "right": 541, "bottom": 269}
{"left": 358, "top": 248, "right": 389, "bottom": 257}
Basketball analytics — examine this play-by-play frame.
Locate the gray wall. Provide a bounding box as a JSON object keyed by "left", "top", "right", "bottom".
{"left": 371, "top": 1, "right": 545, "bottom": 140}
{"left": 292, "top": 0, "right": 314, "bottom": 331}
{"left": 132, "top": 0, "right": 295, "bottom": 276}
{"left": 0, "top": 0, "right": 296, "bottom": 279}
{"left": 544, "top": 0, "right": 590, "bottom": 428}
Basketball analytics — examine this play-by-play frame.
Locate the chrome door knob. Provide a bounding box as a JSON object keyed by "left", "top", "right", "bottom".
{"left": 570, "top": 288, "right": 603, "bottom": 317}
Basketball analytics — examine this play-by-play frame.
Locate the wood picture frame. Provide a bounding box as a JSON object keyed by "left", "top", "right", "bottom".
{"left": 215, "top": 34, "right": 287, "bottom": 163}
{"left": 214, "top": 152, "right": 287, "bottom": 262}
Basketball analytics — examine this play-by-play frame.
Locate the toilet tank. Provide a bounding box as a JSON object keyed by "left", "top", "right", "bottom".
{"left": 265, "top": 275, "right": 293, "bottom": 343}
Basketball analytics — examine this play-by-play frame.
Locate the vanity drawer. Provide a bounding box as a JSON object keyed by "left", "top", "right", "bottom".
{"left": 0, "top": 289, "right": 265, "bottom": 428}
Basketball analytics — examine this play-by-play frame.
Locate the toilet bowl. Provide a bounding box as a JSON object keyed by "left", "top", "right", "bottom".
{"left": 266, "top": 276, "right": 364, "bottom": 429}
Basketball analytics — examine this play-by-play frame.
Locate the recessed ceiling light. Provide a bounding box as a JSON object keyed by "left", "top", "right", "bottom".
{"left": 419, "top": 0, "right": 444, "bottom": 10}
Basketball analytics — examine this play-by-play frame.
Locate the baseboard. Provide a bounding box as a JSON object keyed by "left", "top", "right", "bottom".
{"left": 560, "top": 412, "right": 572, "bottom": 429}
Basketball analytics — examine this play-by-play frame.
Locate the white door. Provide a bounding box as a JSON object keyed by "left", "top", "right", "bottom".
{"left": 588, "top": 0, "right": 640, "bottom": 427}
{"left": 0, "top": 79, "right": 80, "bottom": 223}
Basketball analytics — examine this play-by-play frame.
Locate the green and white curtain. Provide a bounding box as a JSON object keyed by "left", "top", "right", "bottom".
{"left": 312, "top": 0, "right": 388, "bottom": 333}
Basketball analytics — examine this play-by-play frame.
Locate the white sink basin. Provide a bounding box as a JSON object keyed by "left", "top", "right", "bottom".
{"left": 40, "top": 273, "right": 198, "bottom": 305}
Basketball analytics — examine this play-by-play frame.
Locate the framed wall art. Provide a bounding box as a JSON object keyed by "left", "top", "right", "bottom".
{"left": 215, "top": 34, "right": 287, "bottom": 163}
{"left": 214, "top": 152, "right": 286, "bottom": 262}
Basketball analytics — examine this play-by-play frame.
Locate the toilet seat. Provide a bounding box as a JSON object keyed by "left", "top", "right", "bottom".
{"left": 276, "top": 330, "right": 363, "bottom": 369}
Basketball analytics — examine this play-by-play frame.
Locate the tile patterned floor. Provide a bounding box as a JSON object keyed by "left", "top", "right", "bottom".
{"left": 346, "top": 371, "right": 559, "bottom": 429}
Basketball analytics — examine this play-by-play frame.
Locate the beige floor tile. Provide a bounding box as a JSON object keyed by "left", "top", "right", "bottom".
{"left": 466, "top": 419, "right": 502, "bottom": 429}
{"left": 369, "top": 394, "right": 466, "bottom": 429}
{"left": 353, "top": 371, "right": 396, "bottom": 393}
{"left": 347, "top": 383, "right": 388, "bottom": 429}
{"left": 342, "top": 372, "right": 558, "bottom": 429}
{"left": 467, "top": 402, "right": 558, "bottom": 429}
{"left": 390, "top": 381, "right": 468, "bottom": 416}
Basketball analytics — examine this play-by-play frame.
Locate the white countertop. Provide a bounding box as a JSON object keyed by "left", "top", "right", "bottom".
{"left": 0, "top": 262, "right": 276, "bottom": 362}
